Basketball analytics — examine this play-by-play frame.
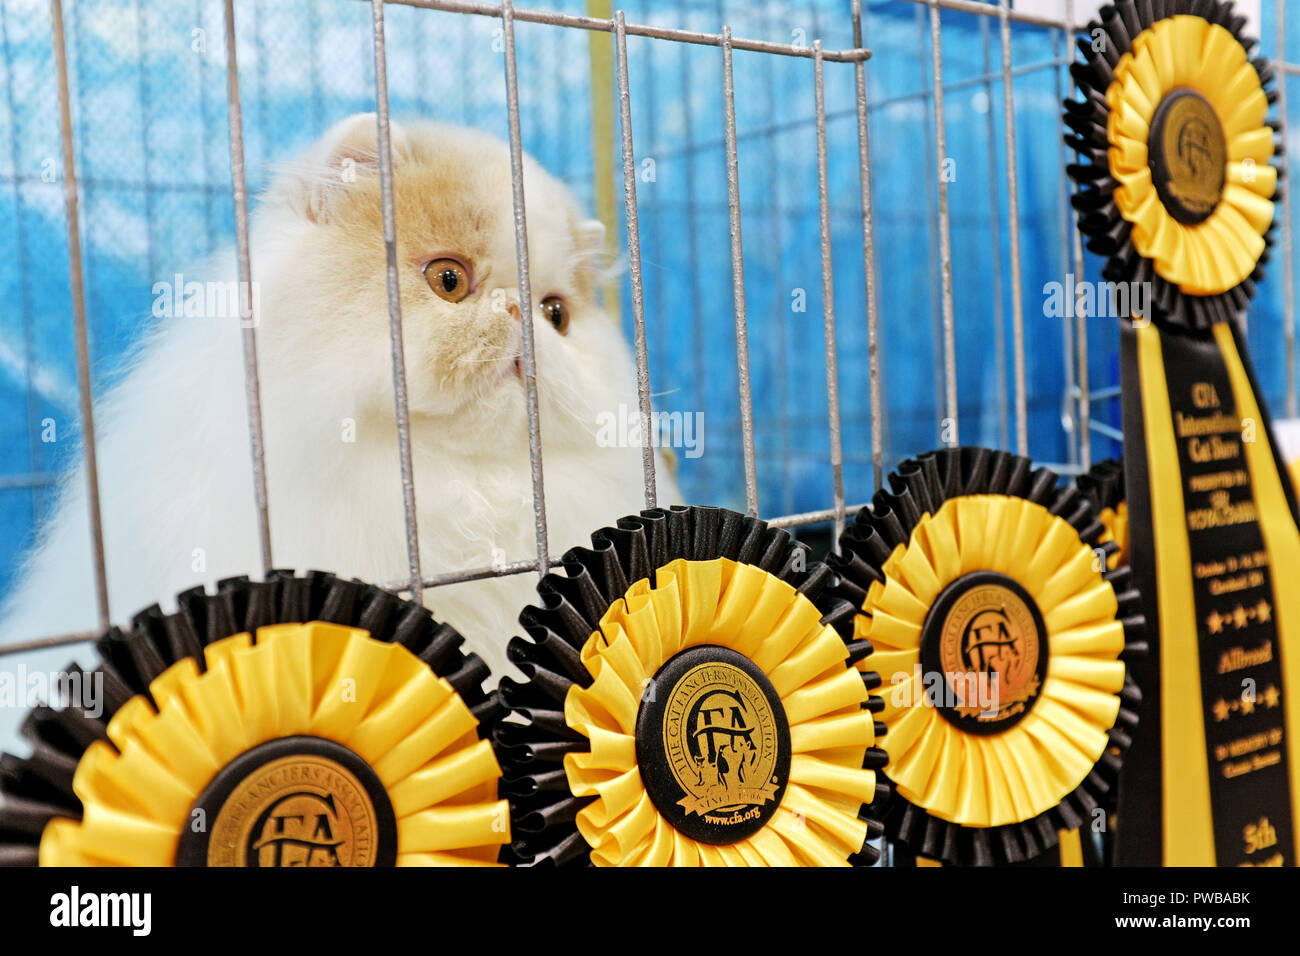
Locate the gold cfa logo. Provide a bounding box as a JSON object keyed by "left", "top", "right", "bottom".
{"left": 1154, "top": 92, "right": 1226, "bottom": 221}
{"left": 938, "top": 583, "right": 1043, "bottom": 725}
{"left": 207, "top": 754, "right": 380, "bottom": 866}
{"left": 662, "top": 662, "right": 781, "bottom": 826}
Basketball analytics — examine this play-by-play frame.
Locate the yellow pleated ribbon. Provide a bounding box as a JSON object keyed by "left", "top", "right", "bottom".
{"left": 39, "top": 622, "right": 509, "bottom": 866}
{"left": 564, "top": 557, "right": 879, "bottom": 866}
{"left": 1107, "top": 16, "right": 1275, "bottom": 296}
{"left": 857, "top": 496, "right": 1127, "bottom": 828}
{"left": 1098, "top": 501, "right": 1130, "bottom": 569}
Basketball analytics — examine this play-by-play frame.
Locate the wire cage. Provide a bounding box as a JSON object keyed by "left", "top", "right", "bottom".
{"left": 0, "top": 0, "right": 1296, "bottom": 762}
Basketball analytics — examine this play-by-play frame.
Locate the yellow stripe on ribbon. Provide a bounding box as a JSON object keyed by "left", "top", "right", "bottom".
{"left": 1135, "top": 322, "right": 1216, "bottom": 865}
{"left": 1058, "top": 828, "right": 1084, "bottom": 867}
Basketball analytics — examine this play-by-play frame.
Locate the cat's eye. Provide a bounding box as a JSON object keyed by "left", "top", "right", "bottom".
{"left": 423, "top": 258, "right": 471, "bottom": 302}
{"left": 541, "top": 295, "right": 569, "bottom": 334}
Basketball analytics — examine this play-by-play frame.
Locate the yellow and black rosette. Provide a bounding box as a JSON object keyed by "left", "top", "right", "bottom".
{"left": 828, "top": 447, "right": 1145, "bottom": 865}
{"left": 1065, "top": 0, "right": 1279, "bottom": 329}
{"left": 495, "top": 505, "right": 888, "bottom": 866}
{"left": 0, "top": 572, "right": 509, "bottom": 866}
{"left": 1077, "top": 458, "right": 1129, "bottom": 569}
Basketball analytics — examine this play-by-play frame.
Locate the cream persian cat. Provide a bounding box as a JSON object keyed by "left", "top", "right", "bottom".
{"left": 2, "top": 114, "right": 678, "bottom": 687}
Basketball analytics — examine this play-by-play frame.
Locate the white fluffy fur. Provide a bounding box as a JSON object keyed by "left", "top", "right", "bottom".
{"left": 2, "top": 115, "right": 678, "bottom": 687}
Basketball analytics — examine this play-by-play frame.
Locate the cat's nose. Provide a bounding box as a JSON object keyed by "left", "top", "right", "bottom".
{"left": 507, "top": 302, "right": 522, "bottom": 323}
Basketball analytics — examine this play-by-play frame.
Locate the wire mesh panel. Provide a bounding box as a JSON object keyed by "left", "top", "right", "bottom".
{"left": 0, "top": 0, "right": 1296, "bottom": 764}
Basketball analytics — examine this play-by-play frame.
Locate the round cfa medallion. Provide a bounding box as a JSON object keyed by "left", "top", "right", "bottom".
{"left": 635, "top": 645, "right": 790, "bottom": 844}
{"left": 176, "top": 736, "right": 397, "bottom": 867}
{"left": 1148, "top": 88, "right": 1227, "bottom": 225}
{"left": 919, "top": 572, "right": 1049, "bottom": 735}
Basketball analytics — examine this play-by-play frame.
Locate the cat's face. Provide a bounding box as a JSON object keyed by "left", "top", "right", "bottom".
{"left": 257, "top": 116, "right": 630, "bottom": 454}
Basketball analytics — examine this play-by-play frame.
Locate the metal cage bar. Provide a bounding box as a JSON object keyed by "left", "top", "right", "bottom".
{"left": 722, "top": 25, "right": 759, "bottom": 519}
{"left": 999, "top": 0, "right": 1029, "bottom": 456}
{"left": 814, "top": 40, "right": 847, "bottom": 545}
{"left": 852, "top": 0, "right": 885, "bottom": 493}
{"left": 369, "top": 0, "right": 424, "bottom": 601}
{"left": 1069, "top": 0, "right": 1090, "bottom": 469}
{"left": 929, "top": 0, "right": 959, "bottom": 447}
{"left": 50, "top": 0, "right": 109, "bottom": 629}
{"left": 614, "top": 10, "right": 658, "bottom": 510}
{"left": 917, "top": 6, "right": 944, "bottom": 438}
{"left": 221, "top": 0, "right": 274, "bottom": 576}
{"left": 501, "top": 0, "right": 551, "bottom": 580}
{"left": 763, "top": 3, "right": 794, "bottom": 518}
{"left": 384, "top": 0, "right": 870, "bottom": 61}
{"left": 1053, "top": 17, "right": 1078, "bottom": 469}
{"left": 981, "top": 12, "right": 1009, "bottom": 452}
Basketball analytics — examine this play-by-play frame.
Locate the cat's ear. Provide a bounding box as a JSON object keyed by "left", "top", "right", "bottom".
{"left": 274, "top": 113, "right": 413, "bottom": 223}
{"left": 576, "top": 218, "right": 605, "bottom": 253}
{"left": 572, "top": 217, "right": 608, "bottom": 292}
